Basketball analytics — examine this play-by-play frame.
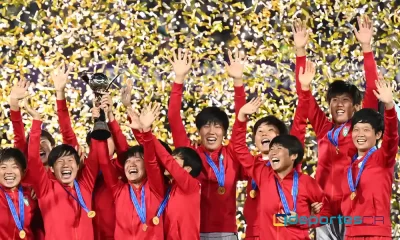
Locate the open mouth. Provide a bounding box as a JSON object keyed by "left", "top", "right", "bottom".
{"left": 4, "top": 176, "right": 16, "bottom": 184}
{"left": 128, "top": 168, "right": 138, "bottom": 175}
{"left": 261, "top": 138, "right": 271, "bottom": 147}
{"left": 206, "top": 137, "right": 217, "bottom": 144}
{"left": 271, "top": 157, "right": 280, "bottom": 165}
{"left": 356, "top": 139, "right": 366, "bottom": 145}
{"left": 40, "top": 151, "right": 46, "bottom": 157}
{"left": 336, "top": 110, "right": 345, "bottom": 116}
{"left": 61, "top": 170, "right": 72, "bottom": 179}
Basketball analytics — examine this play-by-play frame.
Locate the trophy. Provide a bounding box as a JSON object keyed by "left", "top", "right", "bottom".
{"left": 82, "top": 72, "right": 119, "bottom": 140}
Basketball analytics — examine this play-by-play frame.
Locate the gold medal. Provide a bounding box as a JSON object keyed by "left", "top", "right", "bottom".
{"left": 142, "top": 224, "right": 148, "bottom": 232}
{"left": 152, "top": 216, "right": 160, "bottom": 225}
{"left": 19, "top": 230, "right": 26, "bottom": 239}
{"left": 350, "top": 192, "right": 356, "bottom": 200}
{"left": 249, "top": 190, "right": 256, "bottom": 198}
{"left": 336, "top": 147, "right": 339, "bottom": 154}
{"left": 217, "top": 187, "right": 225, "bottom": 195}
{"left": 87, "top": 210, "right": 96, "bottom": 218}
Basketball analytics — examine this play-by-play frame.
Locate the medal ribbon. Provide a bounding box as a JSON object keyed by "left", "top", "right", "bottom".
{"left": 62, "top": 180, "right": 92, "bottom": 214}
{"left": 327, "top": 122, "right": 347, "bottom": 148}
{"left": 251, "top": 161, "right": 271, "bottom": 190}
{"left": 347, "top": 146, "right": 377, "bottom": 193}
{"left": 129, "top": 185, "right": 146, "bottom": 224}
{"left": 205, "top": 153, "right": 225, "bottom": 187}
{"left": 0, "top": 186, "right": 25, "bottom": 232}
{"left": 155, "top": 186, "right": 172, "bottom": 218}
{"left": 274, "top": 171, "right": 299, "bottom": 215}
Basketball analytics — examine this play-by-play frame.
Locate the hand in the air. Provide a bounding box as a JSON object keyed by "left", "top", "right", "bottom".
{"left": 299, "top": 60, "right": 316, "bottom": 91}
{"left": 225, "top": 48, "right": 247, "bottom": 80}
{"left": 238, "top": 97, "right": 263, "bottom": 122}
{"left": 167, "top": 48, "right": 192, "bottom": 83}
{"left": 52, "top": 63, "right": 73, "bottom": 91}
{"left": 139, "top": 102, "right": 161, "bottom": 132}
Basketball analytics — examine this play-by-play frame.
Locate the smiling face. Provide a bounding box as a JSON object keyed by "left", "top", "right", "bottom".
{"left": 329, "top": 93, "right": 356, "bottom": 124}
{"left": 124, "top": 153, "right": 146, "bottom": 184}
{"left": 254, "top": 123, "right": 280, "bottom": 154}
{"left": 40, "top": 137, "right": 53, "bottom": 166}
{"left": 268, "top": 144, "right": 297, "bottom": 173}
{"left": 352, "top": 122, "right": 382, "bottom": 154}
{"left": 51, "top": 155, "right": 79, "bottom": 186}
{"left": 199, "top": 122, "right": 225, "bottom": 151}
{"left": 0, "top": 159, "right": 24, "bottom": 189}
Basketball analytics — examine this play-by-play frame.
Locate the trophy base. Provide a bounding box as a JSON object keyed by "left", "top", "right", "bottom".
{"left": 91, "top": 122, "right": 111, "bottom": 140}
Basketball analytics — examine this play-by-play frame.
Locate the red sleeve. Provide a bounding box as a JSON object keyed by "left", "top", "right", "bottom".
{"left": 142, "top": 131, "right": 165, "bottom": 198}
{"left": 231, "top": 118, "right": 269, "bottom": 187}
{"left": 361, "top": 52, "right": 378, "bottom": 110}
{"left": 234, "top": 86, "right": 246, "bottom": 116}
{"left": 131, "top": 129, "right": 144, "bottom": 145}
{"left": 10, "top": 110, "right": 27, "bottom": 154}
{"left": 56, "top": 100, "right": 78, "bottom": 147}
{"left": 97, "top": 138, "right": 124, "bottom": 199}
{"left": 153, "top": 135, "right": 199, "bottom": 193}
{"left": 295, "top": 56, "right": 306, "bottom": 93}
{"left": 25, "top": 120, "right": 51, "bottom": 199}
{"left": 301, "top": 177, "right": 331, "bottom": 229}
{"left": 108, "top": 120, "right": 130, "bottom": 156}
{"left": 79, "top": 139, "right": 100, "bottom": 192}
{"left": 290, "top": 90, "right": 309, "bottom": 173}
{"left": 377, "top": 107, "right": 398, "bottom": 168}
{"left": 167, "top": 83, "right": 192, "bottom": 148}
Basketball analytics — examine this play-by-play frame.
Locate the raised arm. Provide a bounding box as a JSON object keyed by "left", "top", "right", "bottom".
{"left": 352, "top": 15, "right": 378, "bottom": 110}
{"left": 138, "top": 102, "right": 166, "bottom": 198}
{"left": 24, "top": 101, "right": 50, "bottom": 198}
{"left": 373, "top": 80, "right": 399, "bottom": 168}
{"left": 167, "top": 49, "right": 193, "bottom": 148}
{"left": 79, "top": 139, "right": 99, "bottom": 192}
{"left": 9, "top": 79, "right": 29, "bottom": 154}
{"left": 231, "top": 98, "right": 268, "bottom": 186}
{"left": 97, "top": 137, "right": 123, "bottom": 199}
{"left": 52, "top": 64, "right": 79, "bottom": 147}
{"left": 293, "top": 19, "right": 332, "bottom": 139}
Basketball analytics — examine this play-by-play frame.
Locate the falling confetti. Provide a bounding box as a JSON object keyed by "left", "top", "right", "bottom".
{"left": 1, "top": 1, "right": 400, "bottom": 239}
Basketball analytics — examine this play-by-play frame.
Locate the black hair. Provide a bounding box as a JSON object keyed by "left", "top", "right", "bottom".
{"left": 48, "top": 144, "right": 80, "bottom": 167}
{"left": 195, "top": 107, "right": 229, "bottom": 133}
{"left": 122, "top": 145, "right": 144, "bottom": 164}
{"left": 0, "top": 148, "right": 27, "bottom": 171}
{"left": 269, "top": 135, "right": 304, "bottom": 167}
{"left": 252, "top": 116, "right": 288, "bottom": 142}
{"left": 352, "top": 108, "right": 384, "bottom": 142}
{"left": 172, "top": 147, "right": 203, "bottom": 177}
{"left": 327, "top": 80, "right": 362, "bottom": 106}
{"left": 26, "top": 130, "right": 56, "bottom": 147}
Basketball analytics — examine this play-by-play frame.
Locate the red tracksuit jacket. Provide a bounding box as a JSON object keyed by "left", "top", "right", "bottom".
{"left": 26, "top": 119, "right": 98, "bottom": 240}
{"left": 151, "top": 134, "right": 201, "bottom": 239}
{"left": 168, "top": 82, "right": 246, "bottom": 233}
{"left": 231, "top": 117, "right": 331, "bottom": 239}
{"left": 0, "top": 185, "right": 39, "bottom": 240}
{"left": 341, "top": 107, "right": 398, "bottom": 238}
{"left": 295, "top": 53, "right": 379, "bottom": 216}
{"left": 98, "top": 129, "right": 165, "bottom": 239}
{"left": 243, "top": 95, "right": 307, "bottom": 238}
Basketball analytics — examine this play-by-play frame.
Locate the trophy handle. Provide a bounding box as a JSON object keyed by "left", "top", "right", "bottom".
{"left": 106, "top": 74, "right": 120, "bottom": 91}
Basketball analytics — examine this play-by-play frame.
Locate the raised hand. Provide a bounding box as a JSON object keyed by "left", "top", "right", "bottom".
{"left": 167, "top": 48, "right": 192, "bottom": 83}
{"left": 238, "top": 97, "right": 262, "bottom": 122}
{"left": 100, "top": 94, "right": 112, "bottom": 113}
{"left": 51, "top": 63, "right": 73, "bottom": 91}
{"left": 373, "top": 77, "right": 394, "bottom": 108}
{"left": 299, "top": 60, "right": 316, "bottom": 91}
{"left": 126, "top": 107, "right": 142, "bottom": 130}
{"left": 10, "top": 78, "right": 29, "bottom": 100}
{"left": 121, "top": 80, "right": 133, "bottom": 107}
{"left": 91, "top": 106, "right": 100, "bottom": 119}
{"left": 24, "top": 98, "right": 40, "bottom": 120}
{"left": 139, "top": 102, "right": 161, "bottom": 132}
{"left": 225, "top": 48, "right": 247, "bottom": 80}
{"left": 292, "top": 19, "right": 309, "bottom": 49}
{"left": 352, "top": 15, "right": 373, "bottom": 50}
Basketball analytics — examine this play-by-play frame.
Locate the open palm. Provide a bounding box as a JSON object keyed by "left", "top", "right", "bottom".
{"left": 373, "top": 79, "right": 393, "bottom": 104}
{"left": 139, "top": 103, "right": 161, "bottom": 130}
{"left": 167, "top": 48, "right": 192, "bottom": 77}
{"left": 292, "top": 19, "right": 309, "bottom": 49}
{"left": 299, "top": 60, "right": 316, "bottom": 90}
{"left": 353, "top": 15, "right": 373, "bottom": 45}
{"left": 51, "top": 63, "right": 73, "bottom": 91}
{"left": 225, "top": 48, "right": 246, "bottom": 79}
{"left": 240, "top": 97, "right": 262, "bottom": 116}
{"left": 10, "top": 79, "right": 29, "bottom": 100}
{"left": 127, "top": 108, "right": 142, "bottom": 130}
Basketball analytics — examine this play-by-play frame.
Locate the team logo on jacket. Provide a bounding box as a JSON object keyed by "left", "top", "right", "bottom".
{"left": 342, "top": 127, "right": 349, "bottom": 137}
{"left": 24, "top": 197, "right": 29, "bottom": 206}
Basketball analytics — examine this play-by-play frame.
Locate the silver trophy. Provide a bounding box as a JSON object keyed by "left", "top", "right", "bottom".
{"left": 82, "top": 72, "right": 119, "bottom": 140}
